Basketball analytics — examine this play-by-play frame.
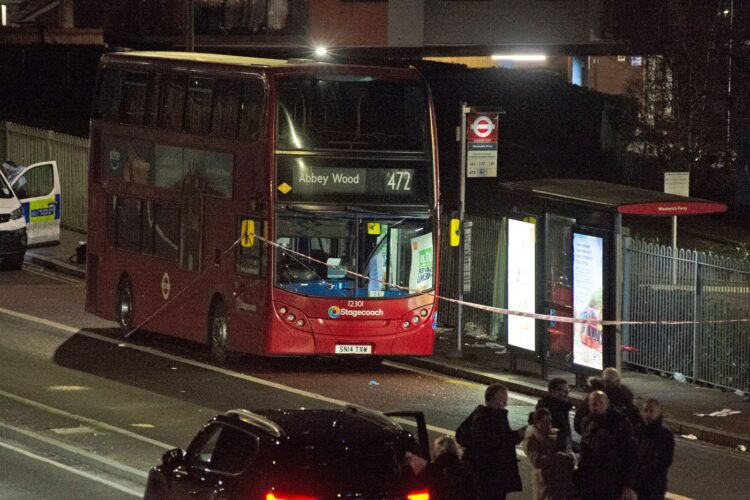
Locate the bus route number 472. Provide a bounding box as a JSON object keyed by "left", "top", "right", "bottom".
{"left": 387, "top": 170, "right": 412, "bottom": 192}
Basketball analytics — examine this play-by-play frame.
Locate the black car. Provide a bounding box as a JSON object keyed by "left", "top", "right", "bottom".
{"left": 144, "top": 405, "right": 432, "bottom": 500}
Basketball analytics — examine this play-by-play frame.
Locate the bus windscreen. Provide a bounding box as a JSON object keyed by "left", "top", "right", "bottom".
{"left": 276, "top": 75, "right": 429, "bottom": 152}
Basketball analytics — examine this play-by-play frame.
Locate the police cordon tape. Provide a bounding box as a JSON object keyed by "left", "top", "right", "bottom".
{"left": 256, "top": 233, "right": 750, "bottom": 328}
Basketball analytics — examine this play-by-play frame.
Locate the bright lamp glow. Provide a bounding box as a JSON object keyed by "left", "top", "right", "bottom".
{"left": 491, "top": 54, "right": 547, "bottom": 62}
{"left": 314, "top": 46, "right": 328, "bottom": 57}
{"left": 1, "top": 5, "right": 7, "bottom": 26}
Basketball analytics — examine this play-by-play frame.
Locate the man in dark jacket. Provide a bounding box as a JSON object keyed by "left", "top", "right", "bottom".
{"left": 634, "top": 398, "right": 675, "bottom": 500}
{"left": 536, "top": 377, "right": 573, "bottom": 451}
{"left": 462, "top": 383, "right": 525, "bottom": 500}
{"left": 577, "top": 391, "right": 637, "bottom": 500}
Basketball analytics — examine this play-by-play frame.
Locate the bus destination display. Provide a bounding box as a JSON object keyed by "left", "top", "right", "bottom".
{"left": 277, "top": 160, "right": 421, "bottom": 201}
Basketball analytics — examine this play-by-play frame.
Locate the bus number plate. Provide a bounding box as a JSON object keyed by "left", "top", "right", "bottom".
{"left": 335, "top": 345, "right": 372, "bottom": 354}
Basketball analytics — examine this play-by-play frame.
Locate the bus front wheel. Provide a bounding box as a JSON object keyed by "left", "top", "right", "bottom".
{"left": 209, "top": 298, "right": 229, "bottom": 364}
{"left": 117, "top": 277, "right": 135, "bottom": 336}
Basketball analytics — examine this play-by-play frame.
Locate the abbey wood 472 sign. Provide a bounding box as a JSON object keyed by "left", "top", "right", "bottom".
{"left": 466, "top": 113, "right": 499, "bottom": 178}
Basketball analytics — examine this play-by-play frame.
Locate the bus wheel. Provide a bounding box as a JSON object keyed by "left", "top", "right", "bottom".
{"left": 209, "top": 298, "right": 229, "bottom": 364}
{"left": 117, "top": 276, "right": 135, "bottom": 336}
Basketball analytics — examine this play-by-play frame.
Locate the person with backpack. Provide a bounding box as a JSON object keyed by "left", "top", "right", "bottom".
{"left": 456, "top": 383, "right": 525, "bottom": 500}
{"left": 425, "top": 435, "right": 478, "bottom": 500}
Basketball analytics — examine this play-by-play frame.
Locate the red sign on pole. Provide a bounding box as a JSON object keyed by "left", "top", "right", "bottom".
{"left": 466, "top": 112, "right": 499, "bottom": 177}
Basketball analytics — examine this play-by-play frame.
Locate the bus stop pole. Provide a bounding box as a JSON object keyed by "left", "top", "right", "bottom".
{"left": 448, "top": 103, "right": 470, "bottom": 359}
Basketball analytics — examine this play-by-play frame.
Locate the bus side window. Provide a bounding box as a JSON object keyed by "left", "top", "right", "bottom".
{"left": 211, "top": 78, "right": 241, "bottom": 138}
{"left": 186, "top": 76, "right": 214, "bottom": 134}
{"left": 238, "top": 79, "right": 265, "bottom": 141}
{"left": 122, "top": 71, "right": 149, "bottom": 125}
{"left": 93, "top": 68, "right": 122, "bottom": 121}
{"left": 237, "top": 218, "right": 264, "bottom": 276}
{"left": 159, "top": 72, "right": 187, "bottom": 131}
{"left": 145, "top": 72, "right": 162, "bottom": 126}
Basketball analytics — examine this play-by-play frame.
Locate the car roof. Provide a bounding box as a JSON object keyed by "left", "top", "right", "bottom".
{"left": 222, "top": 407, "right": 407, "bottom": 443}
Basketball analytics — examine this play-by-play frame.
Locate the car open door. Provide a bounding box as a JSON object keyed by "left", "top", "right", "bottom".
{"left": 11, "top": 161, "right": 61, "bottom": 246}
{"left": 385, "top": 410, "right": 431, "bottom": 460}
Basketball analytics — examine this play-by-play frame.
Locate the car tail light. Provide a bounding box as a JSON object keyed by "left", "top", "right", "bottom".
{"left": 265, "top": 492, "right": 318, "bottom": 500}
{"left": 406, "top": 489, "right": 430, "bottom": 500}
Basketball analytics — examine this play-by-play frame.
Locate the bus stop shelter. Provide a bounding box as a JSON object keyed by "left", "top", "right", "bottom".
{"left": 467, "top": 178, "right": 727, "bottom": 378}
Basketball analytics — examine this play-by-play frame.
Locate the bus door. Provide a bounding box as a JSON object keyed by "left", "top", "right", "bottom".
{"left": 11, "top": 161, "right": 61, "bottom": 246}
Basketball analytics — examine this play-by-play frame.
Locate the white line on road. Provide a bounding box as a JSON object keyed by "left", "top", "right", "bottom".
{"left": 0, "top": 389, "right": 174, "bottom": 450}
{"left": 0, "top": 439, "right": 143, "bottom": 497}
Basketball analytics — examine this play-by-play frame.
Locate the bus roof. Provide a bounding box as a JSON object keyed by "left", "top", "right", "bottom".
{"left": 106, "top": 51, "right": 294, "bottom": 68}
{"left": 100, "top": 51, "right": 421, "bottom": 79}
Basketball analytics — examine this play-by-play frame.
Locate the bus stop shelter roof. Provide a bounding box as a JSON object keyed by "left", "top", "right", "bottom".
{"left": 500, "top": 179, "right": 727, "bottom": 216}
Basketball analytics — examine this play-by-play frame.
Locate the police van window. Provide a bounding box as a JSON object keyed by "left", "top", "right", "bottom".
{"left": 159, "top": 72, "right": 187, "bottom": 131}
{"left": 211, "top": 78, "right": 241, "bottom": 138}
{"left": 186, "top": 76, "right": 214, "bottom": 134}
{"left": 238, "top": 79, "right": 264, "bottom": 140}
{"left": 122, "top": 71, "right": 150, "bottom": 125}
{"left": 19, "top": 163, "right": 53, "bottom": 199}
{"left": 93, "top": 68, "right": 121, "bottom": 120}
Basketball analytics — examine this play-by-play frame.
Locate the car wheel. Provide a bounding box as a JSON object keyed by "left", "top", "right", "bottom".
{"left": 117, "top": 276, "right": 135, "bottom": 336}
{"left": 209, "top": 298, "right": 229, "bottom": 364}
{"left": 4, "top": 252, "right": 24, "bottom": 270}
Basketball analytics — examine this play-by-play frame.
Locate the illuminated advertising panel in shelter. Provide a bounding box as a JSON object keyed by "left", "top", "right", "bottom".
{"left": 573, "top": 233, "right": 604, "bottom": 370}
{"left": 507, "top": 219, "right": 536, "bottom": 351}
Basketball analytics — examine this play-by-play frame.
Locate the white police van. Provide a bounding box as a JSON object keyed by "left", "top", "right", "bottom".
{"left": 0, "top": 160, "right": 61, "bottom": 270}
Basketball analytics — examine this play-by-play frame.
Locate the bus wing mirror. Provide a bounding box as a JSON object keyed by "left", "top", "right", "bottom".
{"left": 450, "top": 218, "right": 460, "bottom": 247}
{"left": 241, "top": 219, "right": 255, "bottom": 248}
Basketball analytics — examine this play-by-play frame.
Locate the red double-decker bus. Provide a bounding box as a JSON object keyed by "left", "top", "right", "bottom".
{"left": 86, "top": 52, "right": 439, "bottom": 362}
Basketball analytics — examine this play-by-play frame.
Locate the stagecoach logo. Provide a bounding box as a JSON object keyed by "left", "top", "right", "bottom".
{"left": 161, "top": 272, "right": 171, "bottom": 300}
{"left": 109, "top": 150, "right": 121, "bottom": 171}
{"left": 327, "top": 305, "right": 384, "bottom": 319}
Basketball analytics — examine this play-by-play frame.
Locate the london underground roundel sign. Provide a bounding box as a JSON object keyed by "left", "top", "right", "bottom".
{"left": 469, "top": 115, "right": 498, "bottom": 141}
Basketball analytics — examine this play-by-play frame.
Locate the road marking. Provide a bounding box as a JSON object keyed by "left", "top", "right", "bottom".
{"left": 0, "top": 388, "right": 174, "bottom": 450}
{"left": 0, "top": 439, "right": 142, "bottom": 497}
{"left": 22, "top": 264, "right": 84, "bottom": 286}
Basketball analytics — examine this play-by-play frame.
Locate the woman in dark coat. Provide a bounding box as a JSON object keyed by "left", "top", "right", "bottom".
{"left": 426, "top": 436, "right": 478, "bottom": 500}
{"left": 634, "top": 398, "right": 675, "bottom": 500}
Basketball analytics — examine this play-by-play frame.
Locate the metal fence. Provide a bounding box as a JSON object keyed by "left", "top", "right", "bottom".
{"left": 623, "top": 238, "right": 750, "bottom": 392}
{"left": 0, "top": 121, "right": 89, "bottom": 232}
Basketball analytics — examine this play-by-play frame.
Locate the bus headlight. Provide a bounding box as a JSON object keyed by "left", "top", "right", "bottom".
{"left": 286, "top": 313, "right": 296, "bottom": 322}
{"left": 402, "top": 320, "right": 411, "bottom": 329}
{"left": 411, "top": 315, "right": 420, "bottom": 324}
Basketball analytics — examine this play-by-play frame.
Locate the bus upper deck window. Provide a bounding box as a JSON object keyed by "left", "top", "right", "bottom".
{"left": 239, "top": 79, "right": 264, "bottom": 140}
{"left": 159, "top": 72, "right": 187, "bottom": 131}
{"left": 94, "top": 69, "right": 122, "bottom": 120}
{"left": 211, "top": 79, "right": 241, "bottom": 138}
{"left": 122, "top": 71, "right": 149, "bottom": 125}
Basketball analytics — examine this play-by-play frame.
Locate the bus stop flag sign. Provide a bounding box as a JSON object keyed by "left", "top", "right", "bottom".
{"left": 466, "top": 113, "right": 499, "bottom": 178}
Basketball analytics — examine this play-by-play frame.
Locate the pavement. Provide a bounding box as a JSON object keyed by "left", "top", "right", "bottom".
{"left": 22, "top": 228, "right": 750, "bottom": 454}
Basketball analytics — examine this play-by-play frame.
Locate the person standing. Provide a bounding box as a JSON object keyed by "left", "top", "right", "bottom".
{"left": 461, "top": 383, "right": 525, "bottom": 500}
{"left": 577, "top": 391, "right": 637, "bottom": 500}
{"left": 634, "top": 398, "right": 675, "bottom": 500}
{"left": 601, "top": 367, "right": 641, "bottom": 427}
{"left": 536, "top": 377, "right": 573, "bottom": 451}
{"left": 425, "top": 435, "right": 478, "bottom": 500}
{"left": 523, "top": 408, "right": 575, "bottom": 500}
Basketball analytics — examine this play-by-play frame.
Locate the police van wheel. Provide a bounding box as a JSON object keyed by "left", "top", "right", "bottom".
{"left": 209, "top": 298, "right": 229, "bottom": 365}
{"left": 117, "top": 277, "right": 135, "bottom": 336}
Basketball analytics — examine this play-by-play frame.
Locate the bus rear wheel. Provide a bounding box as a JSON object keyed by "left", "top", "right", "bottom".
{"left": 209, "top": 298, "right": 229, "bottom": 364}
{"left": 117, "top": 277, "right": 135, "bottom": 336}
